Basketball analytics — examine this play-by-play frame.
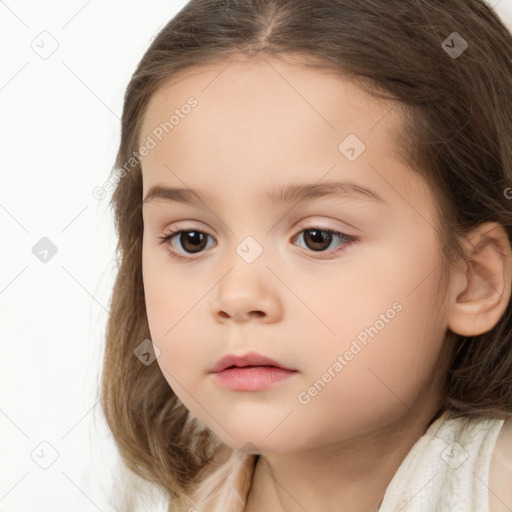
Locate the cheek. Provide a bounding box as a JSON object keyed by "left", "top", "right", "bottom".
{"left": 142, "top": 242, "right": 189, "bottom": 335}
{"left": 142, "top": 248, "right": 186, "bottom": 366}
{"left": 283, "top": 240, "right": 441, "bottom": 364}
{"left": 142, "top": 247, "right": 213, "bottom": 396}
{"left": 287, "top": 298, "right": 446, "bottom": 447}
{"left": 298, "top": 241, "right": 446, "bottom": 402}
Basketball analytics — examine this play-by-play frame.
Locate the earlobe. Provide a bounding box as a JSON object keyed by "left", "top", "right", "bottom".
{"left": 447, "top": 222, "right": 512, "bottom": 337}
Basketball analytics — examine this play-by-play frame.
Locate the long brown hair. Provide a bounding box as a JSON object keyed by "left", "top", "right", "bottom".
{"left": 100, "top": 0, "right": 512, "bottom": 509}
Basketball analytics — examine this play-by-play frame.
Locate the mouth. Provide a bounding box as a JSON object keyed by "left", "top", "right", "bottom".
{"left": 209, "top": 352, "right": 298, "bottom": 391}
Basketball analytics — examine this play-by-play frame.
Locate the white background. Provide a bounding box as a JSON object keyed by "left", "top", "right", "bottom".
{"left": 1, "top": 1, "right": 511, "bottom": 511}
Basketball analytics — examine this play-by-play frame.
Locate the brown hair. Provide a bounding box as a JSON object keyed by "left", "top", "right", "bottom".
{"left": 100, "top": 0, "right": 512, "bottom": 509}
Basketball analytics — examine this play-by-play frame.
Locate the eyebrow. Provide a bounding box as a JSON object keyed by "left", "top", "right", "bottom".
{"left": 143, "top": 180, "right": 387, "bottom": 208}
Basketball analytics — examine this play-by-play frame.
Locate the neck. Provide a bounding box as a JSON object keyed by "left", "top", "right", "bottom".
{"left": 244, "top": 402, "right": 443, "bottom": 512}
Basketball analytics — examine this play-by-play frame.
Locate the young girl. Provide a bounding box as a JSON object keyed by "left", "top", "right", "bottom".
{"left": 100, "top": 1, "right": 512, "bottom": 510}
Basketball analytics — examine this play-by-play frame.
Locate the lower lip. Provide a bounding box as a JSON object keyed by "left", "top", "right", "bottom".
{"left": 212, "top": 366, "right": 297, "bottom": 391}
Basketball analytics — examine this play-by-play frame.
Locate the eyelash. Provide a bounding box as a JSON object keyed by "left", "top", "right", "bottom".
{"left": 158, "top": 224, "right": 357, "bottom": 261}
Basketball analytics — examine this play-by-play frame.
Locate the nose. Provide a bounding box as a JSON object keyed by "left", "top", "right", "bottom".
{"left": 211, "top": 265, "right": 283, "bottom": 323}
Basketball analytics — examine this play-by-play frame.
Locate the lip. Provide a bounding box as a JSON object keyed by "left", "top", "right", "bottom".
{"left": 212, "top": 366, "right": 297, "bottom": 391}
{"left": 210, "top": 351, "right": 296, "bottom": 373}
{"left": 209, "top": 351, "right": 298, "bottom": 391}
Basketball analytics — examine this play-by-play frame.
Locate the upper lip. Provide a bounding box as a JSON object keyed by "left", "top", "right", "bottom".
{"left": 210, "top": 351, "right": 297, "bottom": 373}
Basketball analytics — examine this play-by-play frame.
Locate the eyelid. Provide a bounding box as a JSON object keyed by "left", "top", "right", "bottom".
{"left": 294, "top": 218, "right": 355, "bottom": 235}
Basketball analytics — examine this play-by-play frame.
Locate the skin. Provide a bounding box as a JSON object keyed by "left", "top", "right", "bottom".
{"left": 139, "top": 56, "right": 512, "bottom": 511}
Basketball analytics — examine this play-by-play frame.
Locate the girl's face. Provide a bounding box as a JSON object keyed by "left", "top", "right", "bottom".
{"left": 140, "top": 57, "right": 455, "bottom": 453}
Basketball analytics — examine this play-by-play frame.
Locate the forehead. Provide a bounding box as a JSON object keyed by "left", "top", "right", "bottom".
{"left": 138, "top": 56, "right": 429, "bottom": 213}
{"left": 140, "top": 56, "right": 394, "bottom": 145}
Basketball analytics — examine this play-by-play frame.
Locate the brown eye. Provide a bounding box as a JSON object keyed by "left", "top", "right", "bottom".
{"left": 177, "top": 231, "right": 208, "bottom": 253}
{"left": 302, "top": 229, "right": 334, "bottom": 251}
{"left": 294, "top": 227, "right": 354, "bottom": 254}
{"left": 160, "top": 229, "right": 214, "bottom": 258}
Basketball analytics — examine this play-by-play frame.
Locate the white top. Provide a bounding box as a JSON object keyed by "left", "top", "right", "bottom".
{"left": 379, "top": 411, "right": 505, "bottom": 512}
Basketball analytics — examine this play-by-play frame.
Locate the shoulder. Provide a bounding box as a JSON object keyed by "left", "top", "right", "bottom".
{"left": 489, "top": 416, "right": 512, "bottom": 511}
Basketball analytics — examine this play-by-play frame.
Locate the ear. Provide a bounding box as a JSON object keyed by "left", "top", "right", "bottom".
{"left": 447, "top": 222, "right": 512, "bottom": 337}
